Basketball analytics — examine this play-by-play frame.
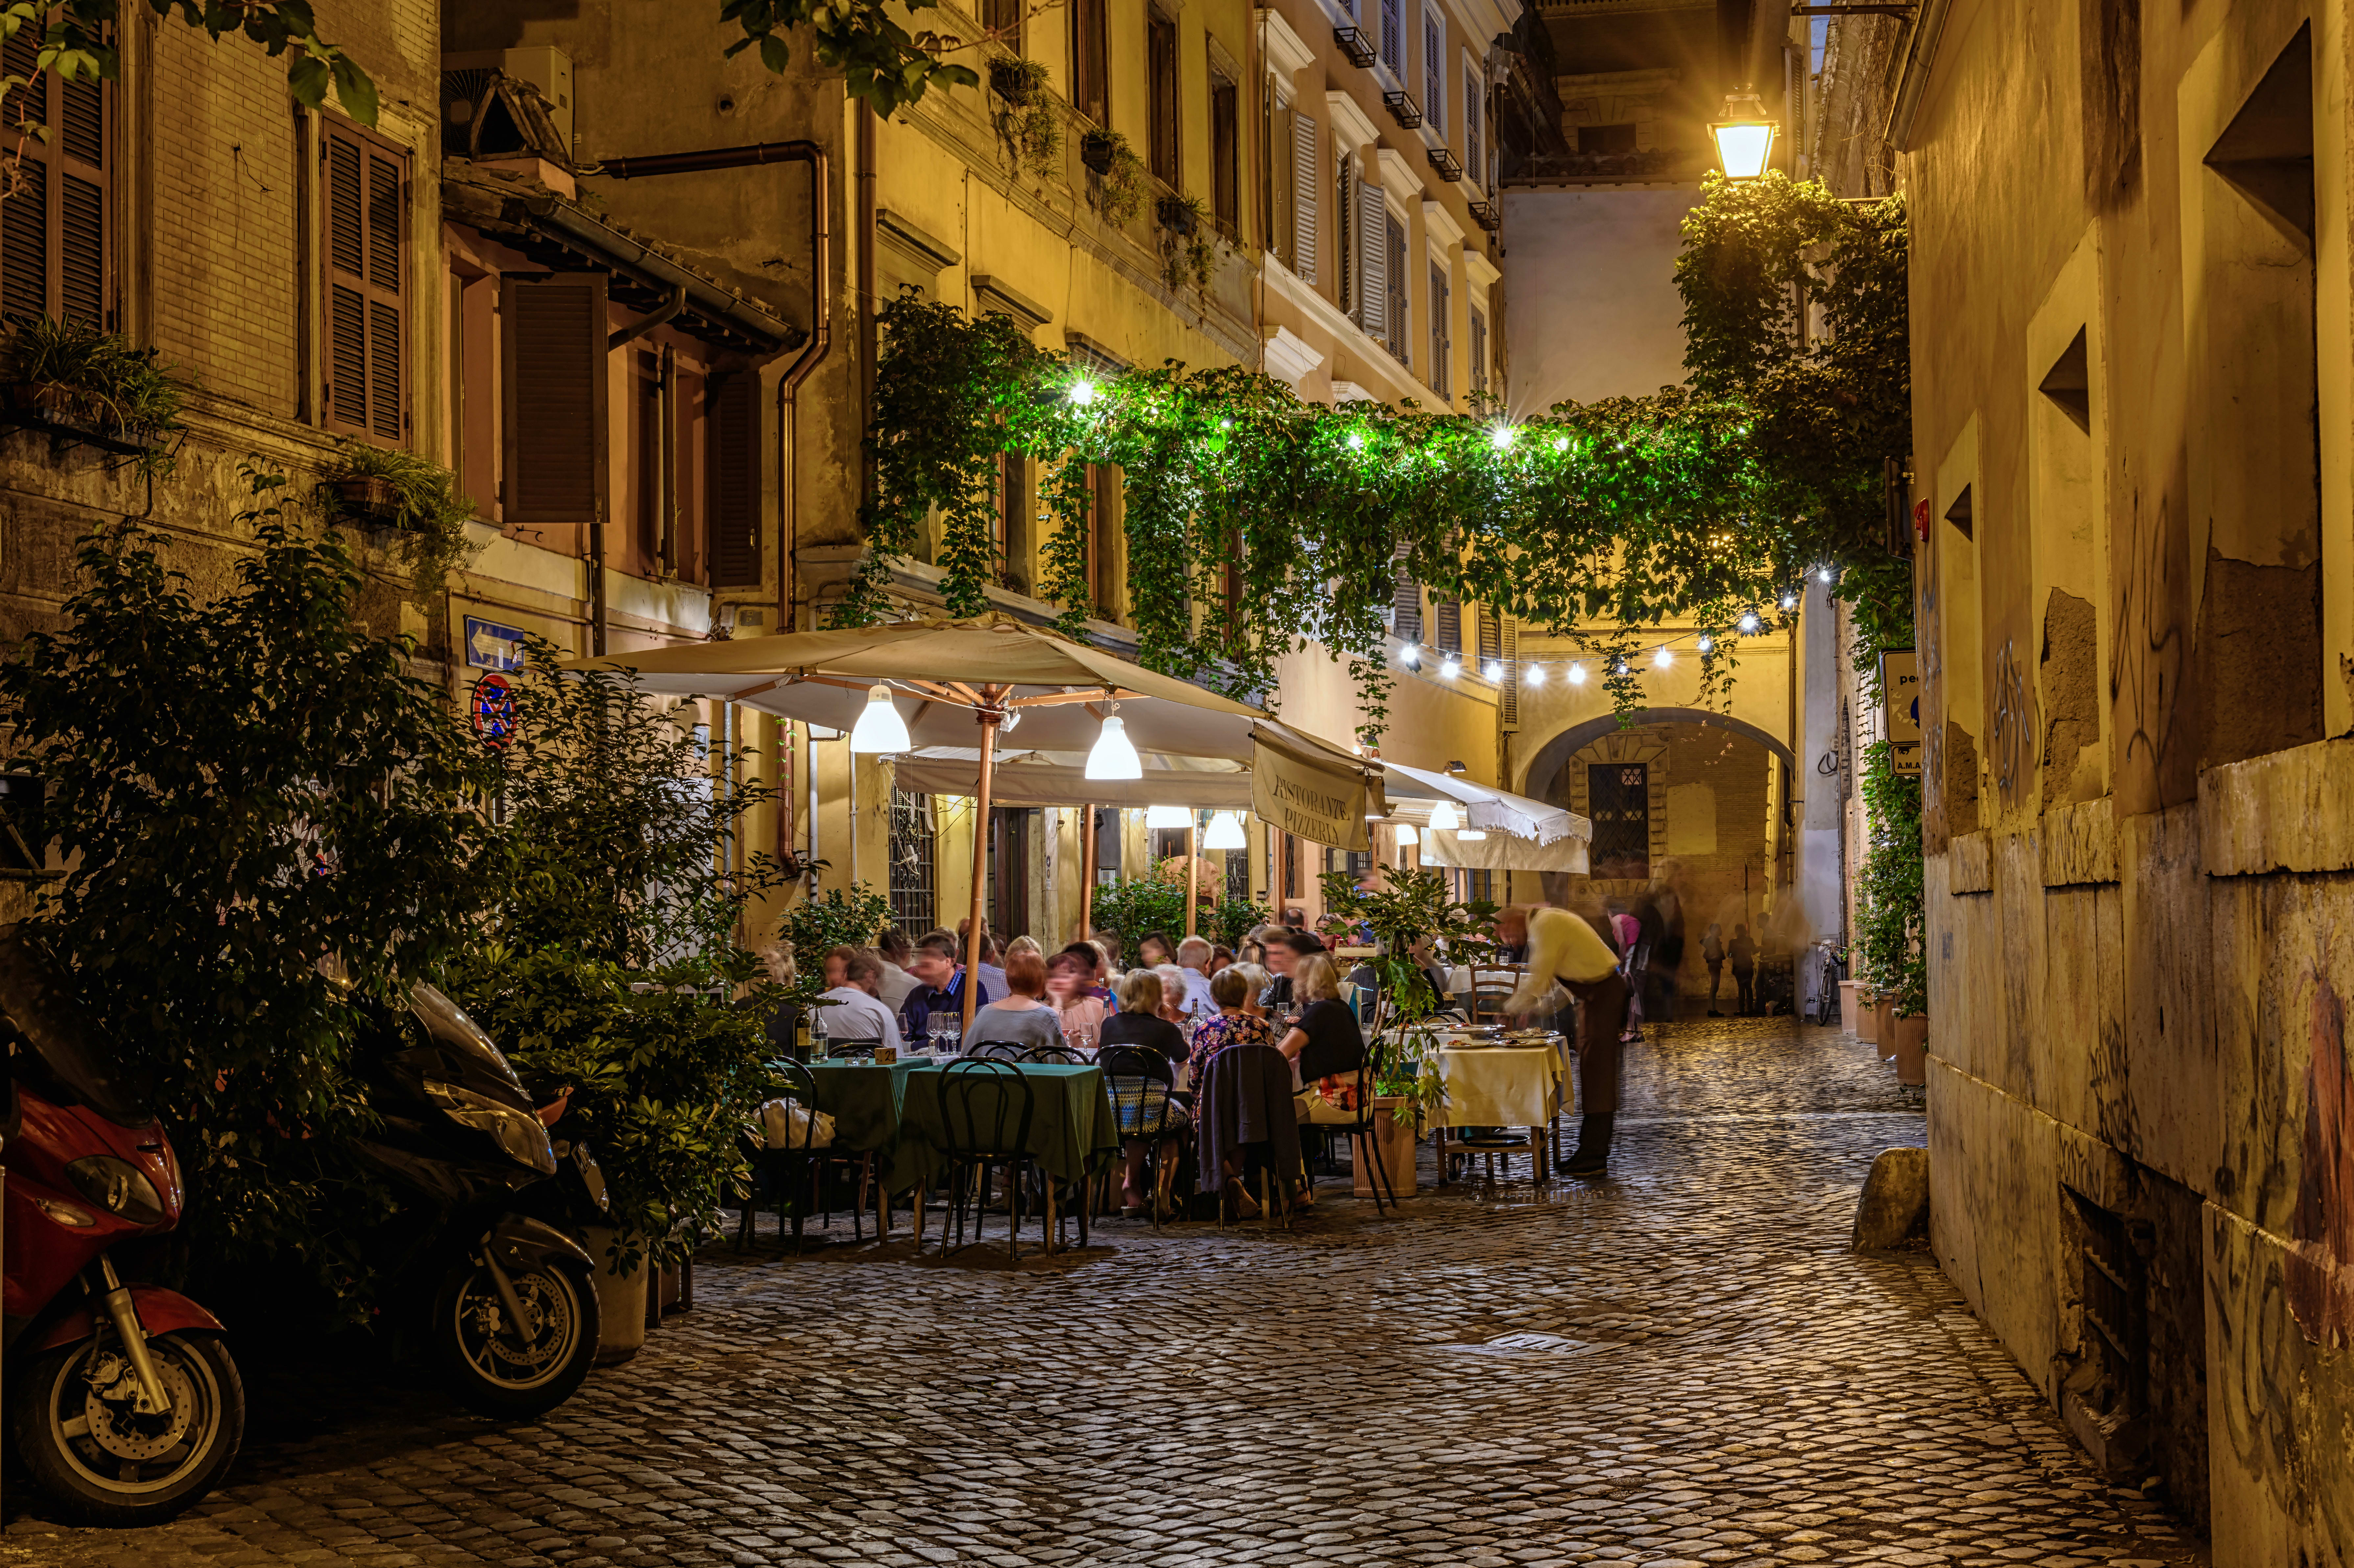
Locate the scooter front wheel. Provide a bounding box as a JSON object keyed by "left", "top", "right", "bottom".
{"left": 432, "top": 1252, "right": 599, "bottom": 1418}
{"left": 11, "top": 1329, "right": 245, "bottom": 1526}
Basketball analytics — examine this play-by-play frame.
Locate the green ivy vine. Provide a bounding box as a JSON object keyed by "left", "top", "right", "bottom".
{"left": 841, "top": 174, "right": 1912, "bottom": 746}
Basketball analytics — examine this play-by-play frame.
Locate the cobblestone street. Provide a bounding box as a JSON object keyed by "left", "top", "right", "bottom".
{"left": 4, "top": 1019, "right": 2203, "bottom": 1568}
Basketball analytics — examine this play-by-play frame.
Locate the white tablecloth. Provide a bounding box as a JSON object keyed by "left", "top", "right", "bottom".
{"left": 1429, "top": 1036, "right": 1567, "bottom": 1127}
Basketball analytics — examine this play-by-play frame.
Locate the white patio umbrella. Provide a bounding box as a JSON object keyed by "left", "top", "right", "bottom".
{"left": 1381, "top": 762, "right": 1592, "bottom": 873}
{"left": 563, "top": 614, "right": 1375, "bottom": 1032}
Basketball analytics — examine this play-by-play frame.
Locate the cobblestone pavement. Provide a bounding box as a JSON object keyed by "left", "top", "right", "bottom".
{"left": 5, "top": 1018, "right": 2205, "bottom": 1568}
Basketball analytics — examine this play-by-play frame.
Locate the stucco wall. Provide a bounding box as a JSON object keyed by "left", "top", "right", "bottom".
{"left": 1496, "top": 185, "right": 1700, "bottom": 410}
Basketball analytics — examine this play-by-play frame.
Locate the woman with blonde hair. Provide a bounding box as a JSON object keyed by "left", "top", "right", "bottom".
{"left": 1097, "top": 968, "right": 1192, "bottom": 1216}
{"left": 1277, "top": 952, "right": 1367, "bottom": 1081}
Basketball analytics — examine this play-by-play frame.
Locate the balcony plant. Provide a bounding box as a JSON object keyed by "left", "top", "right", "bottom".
{"left": 315, "top": 440, "right": 482, "bottom": 605}
{"left": 1079, "top": 129, "right": 1144, "bottom": 224}
{"left": 989, "top": 57, "right": 1061, "bottom": 179}
{"left": 0, "top": 315, "right": 186, "bottom": 475}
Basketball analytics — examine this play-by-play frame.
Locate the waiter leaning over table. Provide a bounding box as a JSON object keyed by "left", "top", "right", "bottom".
{"left": 1496, "top": 905, "right": 1632, "bottom": 1178}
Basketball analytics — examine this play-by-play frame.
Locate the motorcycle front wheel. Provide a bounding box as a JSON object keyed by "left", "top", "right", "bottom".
{"left": 432, "top": 1252, "right": 599, "bottom": 1418}
{"left": 11, "top": 1329, "right": 245, "bottom": 1526}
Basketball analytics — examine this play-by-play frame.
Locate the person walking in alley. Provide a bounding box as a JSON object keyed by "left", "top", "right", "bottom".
{"left": 1702, "top": 922, "right": 1726, "bottom": 1016}
{"left": 1728, "top": 924, "right": 1758, "bottom": 1016}
{"left": 1498, "top": 905, "right": 1631, "bottom": 1176}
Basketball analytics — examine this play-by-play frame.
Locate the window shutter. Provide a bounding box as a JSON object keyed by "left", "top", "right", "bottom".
{"left": 500, "top": 273, "right": 608, "bottom": 531}
{"left": 322, "top": 121, "right": 408, "bottom": 442}
{"left": 1470, "top": 309, "right": 1488, "bottom": 392}
{"left": 1424, "top": 10, "right": 1443, "bottom": 131}
{"left": 1434, "top": 594, "right": 1461, "bottom": 655}
{"left": 1477, "top": 601, "right": 1503, "bottom": 662}
{"left": 1500, "top": 613, "right": 1520, "bottom": 729}
{"left": 1466, "top": 64, "right": 1484, "bottom": 186}
{"left": 1293, "top": 113, "right": 1319, "bottom": 284}
{"left": 1270, "top": 99, "right": 1296, "bottom": 272}
{"left": 1357, "top": 181, "right": 1386, "bottom": 338}
{"left": 1380, "top": 0, "right": 1402, "bottom": 73}
{"left": 0, "top": 28, "right": 108, "bottom": 327}
{"left": 1385, "top": 211, "right": 1408, "bottom": 358}
{"left": 1429, "top": 262, "right": 1449, "bottom": 394}
{"left": 708, "top": 374, "right": 760, "bottom": 587}
{"left": 1335, "top": 154, "right": 1354, "bottom": 314}
{"left": 1391, "top": 546, "right": 1422, "bottom": 642}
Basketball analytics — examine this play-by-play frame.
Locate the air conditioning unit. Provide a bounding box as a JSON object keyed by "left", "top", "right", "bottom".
{"left": 442, "top": 45, "right": 574, "bottom": 158}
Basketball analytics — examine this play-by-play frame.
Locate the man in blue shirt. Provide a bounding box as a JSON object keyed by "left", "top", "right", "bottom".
{"left": 902, "top": 929, "right": 995, "bottom": 1045}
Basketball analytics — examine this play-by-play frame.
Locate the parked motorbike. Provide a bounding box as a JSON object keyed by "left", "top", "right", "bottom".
{"left": 0, "top": 928, "right": 244, "bottom": 1526}
{"left": 349, "top": 983, "right": 608, "bottom": 1418}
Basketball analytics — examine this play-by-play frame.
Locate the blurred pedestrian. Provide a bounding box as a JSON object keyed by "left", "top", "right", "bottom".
{"left": 1729, "top": 924, "right": 1758, "bottom": 1016}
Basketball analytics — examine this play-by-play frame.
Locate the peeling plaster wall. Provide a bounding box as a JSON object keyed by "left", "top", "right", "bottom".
{"left": 1906, "top": 0, "right": 2354, "bottom": 1554}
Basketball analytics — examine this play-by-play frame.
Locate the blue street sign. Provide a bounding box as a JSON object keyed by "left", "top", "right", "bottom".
{"left": 464, "top": 617, "right": 528, "bottom": 672}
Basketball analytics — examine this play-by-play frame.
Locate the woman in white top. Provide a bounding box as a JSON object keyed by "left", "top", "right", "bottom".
{"left": 960, "top": 949, "right": 1068, "bottom": 1054}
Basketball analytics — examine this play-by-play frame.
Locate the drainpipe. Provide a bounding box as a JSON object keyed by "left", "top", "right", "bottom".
{"left": 593, "top": 139, "right": 833, "bottom": 885}
{"left": 857, "top": 103, "right": 878, "bottom": 511}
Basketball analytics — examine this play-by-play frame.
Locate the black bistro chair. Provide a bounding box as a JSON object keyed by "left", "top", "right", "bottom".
{"left": 818, "top": 1036, "right": 882, "bottom": 1063}
{"left": 1096, "top": 1043, "right": 1189, "bottom": 1228}
{"left": 924, "top": 1057, "right": 1039, "bottom": 1260}
{"left": 738, "top": 1061, "right": 883, "bottom": 1250}
{"left": 1303, "top": 1056, "right": 1400, "bottom": 1215}
{"left": 1018, "top": 1043, "right": 1087, "bottom": 1065}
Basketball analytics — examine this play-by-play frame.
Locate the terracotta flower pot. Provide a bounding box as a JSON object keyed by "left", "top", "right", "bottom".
{"left": 585, "top": 1226, "right": 646, "bottom": 1364}
{"left": 1838, "top": 979, "right": 1864, "bottom": 1032}
{"left": 1875, "top": 998, "right": 1897, "bottom": 1061}
{"left": 1352, "top": 1099, "right": 1419, "bottom": 1199}
{"left": 329, "top": 474, "right": 400, "bottom": 517}
{"left": 1852, "top": 990, "right": 1879, "bottom": 1045}
{"left": 1892, "top": 1013, "right": 1929, "bottom": 1086}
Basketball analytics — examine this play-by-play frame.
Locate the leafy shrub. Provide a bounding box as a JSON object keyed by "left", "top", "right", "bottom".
{"left": 317, "top": 439, "right": 482, "bottom": 605}
{"left": 782, "top": 883, "right": 893, "bottom": 972}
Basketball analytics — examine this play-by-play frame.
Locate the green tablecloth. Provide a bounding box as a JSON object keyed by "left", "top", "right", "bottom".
{"left": 803, "top": 1060, "right": 924, "bottom": 1190}
{"left": 890, "top": 1062, "right": 1119, "bottom": 1195}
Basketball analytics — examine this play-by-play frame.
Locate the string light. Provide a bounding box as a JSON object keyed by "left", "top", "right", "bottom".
{"left": 1567, "top": 662, "right": 1587, "bottom": 685}
{"left": 1399, "top": 642, "right": 1420, "bottom": 667}
{"left": 1615, "top": 661, "right": 1630, "bottom": 676}
{"left": 1780, "top": 593, "right": 1797, "bottom": 610}
{"left": 1219, "top": 417, "right": 1235, "bottom": 431}
{"left": 1525, "top": 663, "right": 1545, "bottom": 685}
{"left": 1490, "top": 425, "right": 1516, "bottom": 452}
{"left": 1551, "top": 436, "right": 1569, "bottom": 453}
{"left": 1070, "top": 379, "right": 1097, "bottom": 407}
{"left": 1440, "top": 658, "right": 1461, "bottom": 679}
{"left": 1738, "top": 612, "right": 1761, "bottom": 634}
{"left": 1697, "top": 635, "right": 1714, "bottom": 653}
{"left": 1346, "top": 431, "right": 1363, "bottom": 450}
{"left": 1483, "top": 661, "right": 1503, "bottom": 681}
{"left": 1817, "top": 565, "right": 1833, "bottom": 582}
{"left": 1653, "top": 645, "right": 1672, "bottom": 668}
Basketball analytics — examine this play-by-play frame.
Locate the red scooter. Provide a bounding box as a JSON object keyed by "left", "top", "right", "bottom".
{"left": 0, "top": 929, "right": 243, "bottom": 1525}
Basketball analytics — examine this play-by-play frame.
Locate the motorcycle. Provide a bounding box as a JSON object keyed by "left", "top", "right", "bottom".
{"left": 0, "top": 928, "right": 244, "bottom": 1526}
{"left": 349, "top": 982, "right": 608, "bottom": 1418}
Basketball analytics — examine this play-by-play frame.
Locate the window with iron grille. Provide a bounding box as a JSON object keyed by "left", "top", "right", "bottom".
{"left": 888, "top": 790, "right": 937, "bottom": 937}
{"left": 322, "top": 119, "right": 409, "bottom": 443}
{"left": 0, "top": 27, "right": 106, "bottom": 329}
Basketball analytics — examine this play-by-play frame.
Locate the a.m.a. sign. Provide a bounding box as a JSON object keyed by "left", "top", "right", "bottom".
{"left": 1880, "top": 648, "right": 1922, "bottom": 776}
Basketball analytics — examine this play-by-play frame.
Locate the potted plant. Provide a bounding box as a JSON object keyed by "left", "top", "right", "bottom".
{"left": 1080, "top": 129, "right": 1145, "bottom": 224}
{"left": 1080, "top": 127, "right": 1120, "bottom": 173}
{"left": 989, "top": 57, "right": 1047, "bottom": 105}
{"left": 316, "top": 441, "right": 482, "bottom": 603}
{"left": 989, "top": 58, "right": 1061, "bottom": 179}
{"left": 1156, "top": 193, "right": 1204, "bottom": 237}
{"left": 0, "top": 315, "right": 186, "bottom": 473}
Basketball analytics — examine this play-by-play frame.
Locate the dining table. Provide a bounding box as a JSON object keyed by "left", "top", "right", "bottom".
{"left": 1417, "top": 1030, "right": 1570, "bottom": 1182}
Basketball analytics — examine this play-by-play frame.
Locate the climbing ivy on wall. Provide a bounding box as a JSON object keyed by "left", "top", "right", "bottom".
{"left": 839, "top": 173, "right": 1914, "bottom": 744}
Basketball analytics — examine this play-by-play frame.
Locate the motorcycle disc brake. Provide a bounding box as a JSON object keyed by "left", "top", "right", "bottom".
{"left": 82, "top": 1347, "right": 195, "bottom": 1461}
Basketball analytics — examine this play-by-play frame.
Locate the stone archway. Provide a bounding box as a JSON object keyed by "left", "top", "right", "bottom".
{"left": 1516, "top": 706, "right": 1797, "bottom": 802}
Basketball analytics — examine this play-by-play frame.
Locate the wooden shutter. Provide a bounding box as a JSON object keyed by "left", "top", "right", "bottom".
{"left": 1147, "top": 10, "right": 1179, "bottom": 185}
{"left": 1500, "top": 614, "right": 1519, "bottom": 729}
{"left": 1293, "top": 114, "right": 1319, "bottom": 284}
{"left": 1385, "top": 210, "right": 1408, "bottom": 357}
{"left": 500, "top": 273, "right": 607, "bottom": 534}
{"left": 1424, "top": 9, "right": 1443, "bottom": 132}
{"left": 321, "top": 120, "right": 408, "bottom": 442}
{"left": 1269, "top": 96, "right": 1296, "bottom": 272}
{"left": 1466, "top": 64, "right": 1484, "bottom": 186}
{"left": 1391, "top": 546, "right": 1422, "bottom": 642}
{"left": 708, "top": 373, "right": 761, "bottom": 587}
{"left": 1434, "top": 594, "right": 1461, "bottom": 654}
{"left": 1380, "top": 0, "right": 1402, "bottom": 73}
{"left": 1357, "top": 181, "right": 1386, "bottom": 337}
{"left": 1, "top": 28, "right": 108, "bottom": 327}
{"left": 1429, "top": 262, "right": 1449, "bottom": 394}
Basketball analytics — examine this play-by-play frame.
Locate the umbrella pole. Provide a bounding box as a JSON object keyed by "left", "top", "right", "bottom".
{"left": 1081, "top": 804, "right": 1095, "bottom": 942}
{"left": 1186, "top": 814, "right": 1199, "bottom": 940}
{"left": 964, "top": 705, "right": 1001, "bottom": 1038}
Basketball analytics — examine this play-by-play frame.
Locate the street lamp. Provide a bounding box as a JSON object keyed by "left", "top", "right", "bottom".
{"left": 1709, "top": 86, "right": 1778, "bottom": 180}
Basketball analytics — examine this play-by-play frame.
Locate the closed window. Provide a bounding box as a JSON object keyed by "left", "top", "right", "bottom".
{"left": 323, "top": 120, "right": 409, "bottom": 443}
{"left": 500, "top": 273, "right": 607, "bottom": 550}
{"left": 1147, "top": 8, "right": 1180, "bottom": 186}
{"left": 0, "top": 30, "right": 106, "bottom": 328}
{"left": 1428, "top": 261, "right": 1450, "bottom": 394}
{"left": 1210, "top": 74, "right": 1239, "bottom": 229}
{"left": 708, "top": 372, "right": 760, "bottom": 587}
{"left": 1071, "top": 0, "right": 1109, "bottom": 124}
{"left": 1292, "top": 111, "right": 1319, "bottom": 283}
{"left": 1380, "top": 0, "right": 1403, "bottom": 75}
{"left": 1434, "top": 594, "right": 1461, "bottom": 655}
{"left": 1579, "top": 123, "right": 1637, "bottom": 154}
{"left": 1470, "top": 307, "right": 1488, "bottom": 393}
{"left": 1423, "top": 7, "right": 1444, "bottom": 138}
{"left": 1465, "top": 62, "right": 1484, "bottom": 187}
{"left": 1384, "top": 210, "right": 1408, "bottom": 361}
{"left": 1089, "top": 461, "right": 1122, "bottom": 619}
{"left": 984, "top": 0, "right": 1022, "bottom": 52}
{"left": 996, "top": 448, "right": 1030, "bottom": 591}
{"left": 1391, "top": 547, "right": 1423, "bottom": 642}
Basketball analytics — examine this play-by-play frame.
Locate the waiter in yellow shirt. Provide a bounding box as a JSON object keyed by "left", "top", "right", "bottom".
{"left": 1498, "top": 905, "right": 1632, "bottom": 1176}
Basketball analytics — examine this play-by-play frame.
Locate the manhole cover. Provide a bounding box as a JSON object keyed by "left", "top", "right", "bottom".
{"left": 1437, "top": 1332, "right": 1606, "bottom": 1355}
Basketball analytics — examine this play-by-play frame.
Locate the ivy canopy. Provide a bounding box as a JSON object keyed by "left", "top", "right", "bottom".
{"left": 839, "top": 175, "right": 1913, "bottom": 739}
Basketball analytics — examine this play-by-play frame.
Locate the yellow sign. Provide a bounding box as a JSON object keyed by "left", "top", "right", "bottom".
{"left": 1880, "top": 647, "right": 1921, "bottom": 776}
{"left": 1250, "top": 730, "right": 1371, "bottom": 851}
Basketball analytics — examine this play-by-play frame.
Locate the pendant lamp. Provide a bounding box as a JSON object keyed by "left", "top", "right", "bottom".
{"left": 1202, "top": 811, "right": 1247, "bottom": 849}
{"left": 1145, "top": 804, "right": 1192, "bottom": 829}
{"left": 1085, "top": 712, "right": 1142, "bottom": 780}
{"left": 1427, "top": 800, "right": 1460, "bottom": 832}
{"left": 849, "top": 684, "right": 911, "bottom": 753}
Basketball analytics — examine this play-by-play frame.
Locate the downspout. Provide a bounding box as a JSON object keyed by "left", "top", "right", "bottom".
{"left": 592, "top": 139, "right": 834, "bottom": 887}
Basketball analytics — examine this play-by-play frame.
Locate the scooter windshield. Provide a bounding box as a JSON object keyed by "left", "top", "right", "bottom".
{"left": 407, "top": 982, "right": 528, "bottom": 1094}
{"left": 0, "top": 928, "right": 154, "bottom": 1129}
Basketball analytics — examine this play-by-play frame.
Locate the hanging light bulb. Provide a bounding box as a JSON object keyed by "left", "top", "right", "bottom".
{"left": 1084, "top": 711, "right": 1142, "bottom": 780}
{"left": 1394, "top": 823, "right": 1420, "bottom": 846}
{"left": 1567, "top": 662, "right": 1588, "bottom": 685}
{"left": 1818, "top": 565, "right": 1834, "bottom": 582}
{"left": 1399, "top": 642, "right": 1421, "bottom": 667}
{"left": 1697, "top": 635, "right": 1714, "bottom": 653}
{"left": 1654, "top": 645, "right": 1672, "bottom": 668}
{"left": 1484, "top": 660, "right": 1504, "bottom": 681}
{"left": 1145, "top": 804, "right": 1192, "bottom": 829}
{"left": 1346, "top": 431, "right": 1364, "bottom": 450}
{"left": 1739, "top": 612, "right": 1761, "bottom": 634}
{"left": 1202, "top": 811, "right": 1246, "bottom": 850}
{"left": 1525, "top": 663, "right": 1546, "bottom": 685}
{"left": 1428, "top": 800, "right": 1461, "bottom": 832}
{"left": 1070, "top": 379, "right": 1097, "bottom": 407}
{"left": 1780, "top": 592, "right": 1797, "bottom": 610}
{"left": 1616, "top": 661, "right": 1630, "bottom": 676}
{"left": 849, "top": 683, "right": 912, "bottom": 753}
{"left": 1490, "top": 424, "right": 1516, "bottom": 452}
{"left": 1441, "top": 658, "right": 1461, "bottom": 679}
